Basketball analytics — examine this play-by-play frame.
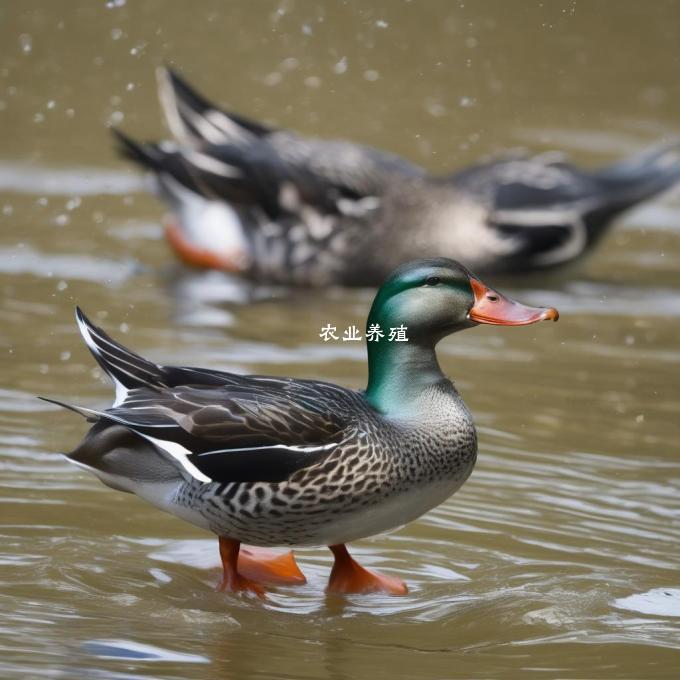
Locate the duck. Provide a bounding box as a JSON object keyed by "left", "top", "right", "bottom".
{"left": 45, "top": 259, "right": 558, "bottom": 596}
{"left": 112, "top": 67, "right": 680, "bottom": 286}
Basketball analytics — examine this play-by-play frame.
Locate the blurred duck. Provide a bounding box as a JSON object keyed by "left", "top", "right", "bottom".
{"left": 114, "top": 67, "right": 680, "bottom": 286}
{"left": 45, "top": 259, "right": 557, "bottom": 596}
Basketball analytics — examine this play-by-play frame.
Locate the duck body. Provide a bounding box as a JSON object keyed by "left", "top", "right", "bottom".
{"left": 65, "top": 316, "right": 476, "bottom": 548}
{"left": 114, "top": 68, "right": 680, "bottom": 285}
{"left": 48, "top": 259, "right": 558, "bottom": 595}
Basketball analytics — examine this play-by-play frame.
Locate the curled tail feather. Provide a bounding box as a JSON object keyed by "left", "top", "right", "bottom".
{"left": 75, "top": 307, "right": 167, "bottom": 405}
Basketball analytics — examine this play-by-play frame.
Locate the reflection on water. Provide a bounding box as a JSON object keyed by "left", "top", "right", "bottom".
{"left": 0, "top": 163, "right": 145, "bottom": 195}
{"left": 82, "top": 639, "right": 210, "bottom": 664}
{"left": 2, "top": 0, "right": 680, "bottom": 678}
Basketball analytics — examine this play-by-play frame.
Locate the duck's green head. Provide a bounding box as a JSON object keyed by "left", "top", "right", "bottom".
{"left": 366, "top": 258, "right": 558, "bottom": 343}
{"left": 365, "top": 258, "right": 558, "bottom": 411}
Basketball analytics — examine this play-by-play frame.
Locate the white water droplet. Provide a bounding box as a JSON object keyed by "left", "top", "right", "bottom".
{"left": 333, "top": 57, "right": 348, "bottom": 74}
{"left": 280, "top": 57, "right": 299, "bottom": 71}
{"left": 264, "top": 72, "right": 282, "bottom": 87}
{"left": 109, "top": 110, "right": 124, "bottom": 125}
{"left": 19, "top": 34, "right": 33, "bottom": 54}
{"left": 425, "top": 100, "right": 446, "bottom": 117}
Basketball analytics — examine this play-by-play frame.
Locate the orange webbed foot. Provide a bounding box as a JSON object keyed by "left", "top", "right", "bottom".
{"left": 217, "top": 537, "right": 268, "bottom": 597}
{"left": 326, "top": 544, "right": 408, "bottom": 596}
{"left": 238, "top": 546, "right": 307, "bottom": 586}
{"left": 216, "top": 571, "right": 266, "bottom": 598}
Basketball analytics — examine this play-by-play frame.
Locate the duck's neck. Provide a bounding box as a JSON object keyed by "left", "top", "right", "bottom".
{"left": 365, "top": 337, "right": 447, "bottom": 414}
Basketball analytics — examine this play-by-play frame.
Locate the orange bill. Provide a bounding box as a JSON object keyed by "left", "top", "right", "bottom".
{"left": 468, "top": 277, "right": 559, "bottom": 326}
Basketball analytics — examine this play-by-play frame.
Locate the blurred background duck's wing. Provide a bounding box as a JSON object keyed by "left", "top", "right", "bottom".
{"left": 451, "top": 141, "right": 680, "bottom": 267}
{"left": 113, "top": 127, "right": 388, "bottom": 223}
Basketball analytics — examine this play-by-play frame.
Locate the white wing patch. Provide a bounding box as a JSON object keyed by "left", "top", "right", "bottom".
{"left": 493, "top": 205, "right": 591, "bottom": 267}
{"left": 199, "top": 442, "right": 339, "bottom": 457}
{"left": 134, "top": 432, "right": 212, "bottom": 484}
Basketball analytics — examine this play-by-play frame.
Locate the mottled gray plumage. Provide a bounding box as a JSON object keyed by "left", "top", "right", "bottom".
{"left": 113, "top": 67, "right": 680, "bottom": 285}
{"left": 57, "top": 305, "right": 476, "bottom": 547}
{"left": 47, "top": 259, "right": 558, "bottom": 592}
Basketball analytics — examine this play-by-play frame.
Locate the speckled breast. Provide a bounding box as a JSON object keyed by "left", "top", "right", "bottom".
{"left": 175, "top": 396, "right": 478, "bottom": 547}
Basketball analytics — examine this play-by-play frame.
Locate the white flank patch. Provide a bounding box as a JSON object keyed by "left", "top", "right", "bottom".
{"left": 162, "top": 175, "right": 251, "bottom": 267}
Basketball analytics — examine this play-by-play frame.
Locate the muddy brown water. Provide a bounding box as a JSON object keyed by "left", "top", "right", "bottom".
{"left": 1, "top": 1, "right": 680, "bottom": 678}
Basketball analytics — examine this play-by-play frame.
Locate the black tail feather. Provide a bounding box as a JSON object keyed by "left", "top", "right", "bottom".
{"left": 75, "top": 307, "right": 167, "bottom": 393}
{"left": 596, "top": 140, "right": 680, "bottom": 205}
{"left": 38, "top": 396, "right": 99, "bottom": 421}
{"left": 111, "top": 128, "right": 163, "bottom": 171}
{"left": 585, "top": 140, "right": 680, "bottom": 234}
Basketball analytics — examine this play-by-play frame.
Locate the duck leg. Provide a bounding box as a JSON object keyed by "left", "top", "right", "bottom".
{"left": 238, "top": 545, "right": 307, "bottom": 585}
{"left": 326, "top": 544, "right": 408, "bottom": 595}
{"left": 216, "top": 537, "right": 265, "bottom": 596}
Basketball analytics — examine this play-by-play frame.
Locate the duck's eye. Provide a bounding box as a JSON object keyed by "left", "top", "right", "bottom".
{"left": 424, "top": 276, "right": 441, "bottom": 286}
